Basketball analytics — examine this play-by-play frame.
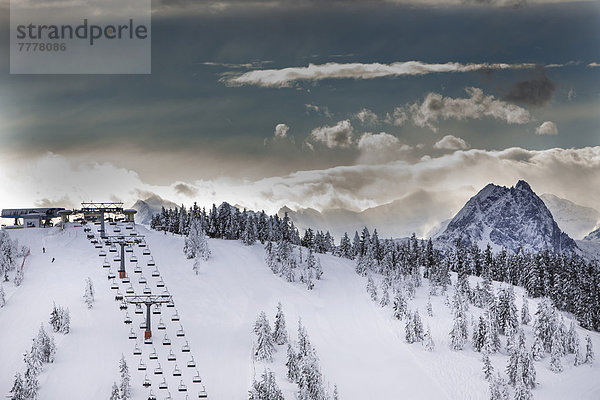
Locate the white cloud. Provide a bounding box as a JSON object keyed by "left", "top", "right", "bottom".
{"left": 410, "top": 87, "right": 532, "bottom": 132}
{"left": 357, "top": 132, "right": 401, "bottom": 152}
{"left": 274, "top": 123, "right": 290, "bottom": 138}
{"left": 433, "top": 135, "right": 470, "bottom": 150}
{"left": 355, "top": 108, "right": 378, "bottom": 125}
{"left": 309, "top": 120, "right": 354, "bottom": 148}
{"left": 588, "top": 62, "right": 600, "bottom": 67}
{"left": 224, "top": 61, "right": 540, "bottom": 87}
{"left": 535, "top": 121, "right": 558, "bottom": 135}
{"left": 384, "top": 107, "right": 408, "bottom": 126}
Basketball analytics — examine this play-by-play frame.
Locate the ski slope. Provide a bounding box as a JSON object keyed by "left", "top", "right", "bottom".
{"left": 1, "top": 224, "right": 599, "bottom": 399}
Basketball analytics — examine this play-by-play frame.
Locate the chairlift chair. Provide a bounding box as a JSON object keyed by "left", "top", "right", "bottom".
{"left": 181, "top": 341, "right": 190, "bottom": 353}
{"left": 115, "top": 291, "right": 123, "bottom": 301}
{"left": 143, "top": 249, "right": 151, "bottom": 256}
{"left": 167, "top": 349, "right": 176, "bottom": 361}
{"left": 198, "top": 386, "right": 208, "bottom": 398}
{"left": 139, "top": 275, "right": 147, "bottom": 284}
{"left": 124, "top": 313, "right": 132, "bottom": 325}
{"left": 126, "top": 246, "right": 133, "bottom": 253}
{"left": 99, "top": 250, "right": 106, "bottom": 257}
{"left": 111, "top": 280, "right": 119, "bottom": 290}
{"left": 103, "top": 260, "right": 111, "bottom": 268}
{"left": 133, "top": 344, "right": 142, "bottom": 355}
{"left": 149, "top": 347, "right": 158, "bottom": 360}
{"left": 153, "top": 305, "right": 161, "bottom": 315}
{"left": 187, "top": 356, "right": 196, "bottom": 368}
{"left": 142, "top": 374, "right": 150, "bottom": 386}
{"left": 129, "top": 328, "right": 137, "bottom": 340}
{"left": 166, "top": 299, "right": 175, "bottom": 309}
{"left": 114, "top": 256, "right": 121, "bottom": 262}
{"left": 192, "top": 370, "right": 202, "bottom": 384}
{"left": 154, "top": 362, "right": 163, "bottom": 375}
{"left": 178, "top": 380, "right": 187, "bottom": 392}
{"left": 172, "top": 365, "right": 182, "bottom": 376}
{"left": 176, "top": 324, "right": 185, "bottom": 337}
{"left": 120, "top": 301, "right": 128, "bottom": 310}
{"left": 108, "top": 270, "right": 116, "bottom": 280}
{"left": 153, "top": 270, "right": 161, "bottom": 278}
{"left": 143, "top": 285, "right": 152, "bottom": 295}
{"left": 148, "top": 389, "right": 157, "bottom": 400}
{"left": 114, "top": 227, "right": 121, "bottom": 233}
{"left": 110, "top": 245, "right": 117, "bottom": 253}
{"left": 158, "top": 378, "right": 168, "bottom": 390}
{"left": 145, "top": 336, "right": 153, "bottom": 345}
{"left": 135, "top": 304, "right": 144, "bottom": 314}
{"left": 122, "top": 276, "right": 130, "bottom": 284}
{"left": 171, "top": 310, "right": 179, "bottom": 321}
{"left": 139, "top": 242, "right": 147, "bottom": 248}
{"left": 131, "top": 255, "right": 138, "bottom": 262}
{"left": 140, "top": 321, "right": 147, "bottom": 330}
{"left": 148, "top": 258, "right": 155, "bottom": 266}
{"left": 157, "top": 319, "right": 166, "bottom": 330}
{"left": 138, "top": 360, "right": 147, "bottom": 371}
{"left": 134, "top": 264, "right": 143, "bottom": 274}
{"left": 95, "top": 243, "right": 103, "bottom": 249}
{"left": 126, "top": 285, "right": 135, "bottom": 294}
{"left": 162, "top": 334, "right": 171, "bottom": 346}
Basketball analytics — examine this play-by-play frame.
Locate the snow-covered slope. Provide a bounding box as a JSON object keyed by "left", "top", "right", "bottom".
{"left": 1, "top": 225, "right": 599, "bottom": 399}
{"left": 540, "top": 193, "right": 600, "bottom": 240}
{"left": 436, "top": 180, "right": 577, "bottom": 253}
{"left": 583, "top": 226, "right": 600, "bottom": 242}
{"left": 131, "top": 195, "right": 179, "bottom": 225}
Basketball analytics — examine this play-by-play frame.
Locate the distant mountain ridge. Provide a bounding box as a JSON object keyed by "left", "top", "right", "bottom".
{"left": 435, "top": 180, "right": 578, "bottom": 253}
{"left": 584, "top": 226, "right": 600, "bottom": 242}
{"left": 131, "top": 194, "right": 179, "bottom": 224}
{"left": 540, "top": 193, "right": 600, "bottom": 240}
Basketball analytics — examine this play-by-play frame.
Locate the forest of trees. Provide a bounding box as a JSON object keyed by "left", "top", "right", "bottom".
{"left": 151, "top": 203, "right": 600, "bottom": 333}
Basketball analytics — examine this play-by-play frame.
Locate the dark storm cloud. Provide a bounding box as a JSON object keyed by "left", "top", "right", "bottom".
{"left": 174, "top": 183, "right": 199, "bottom": 197}
{"left": 504, "top": 67, "right": 556, "bottom": 107}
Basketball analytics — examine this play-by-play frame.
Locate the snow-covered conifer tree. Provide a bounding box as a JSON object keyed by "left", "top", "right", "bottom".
{"left": 0, "top": 283, "right": 5, "bottom": 308}
{"left": 22, "top": 368, "right": 38, "bottom": 400}
{"left": 286, "top": 343, "right": 299, "bottom": 382}
{"left": 109, "top": 382, "right": 120, "bottom": 400}
{"left": 249, "top": 369, "right": 284, "bottom": 400}
{"left": 9, "top": 372, "right": 25, "bottom": 400}
{"left": 413, "top": 310, "right": 424, "bottom": 342}
{"left": 392, "top": 291, "right": 407, "bottom": 320}
{"left": 585, "top": 335, "right": 594, "bottom": 365}
{"left": 379, "top": 279, "right": 390, "bottom": 307}
{"left": 521, "top": 296, "right": 531, "bottom": 325}
{"left": 119, "top": 355, "right": 131, "bottom": 400}
{"left": 273, "top": 302, "right": 288, "bottom": 346}
{"left": 366, "top": 274, "right": 378, "bottom": 302}
{"left": 482, "top": 352, "right": 494, "bottom": 381}
{"left": 83, "top": 277, "right": 95, "bottom": 309}
{"left": 550, "top": 333, "right": 563, "bottom": 373}
{"left": 449, "top": 291, "right": 468, "bottom": 350}
{"left": 254, "top": 311, "right": 275, "bottom": 362}
{"left": 405, "top": 311, "right": 416, "bottom": 344}
{"left": 424, "top": 326, "right": 435, "bottom": 351}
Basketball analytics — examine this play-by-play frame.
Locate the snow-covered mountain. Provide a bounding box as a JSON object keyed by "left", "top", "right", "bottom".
{"left": 435, "top": 180, "right": 577, "bottom": 253}
{"left": 131, "top": 194, "right": 179, "bottom": 224}
{"left": 280, "top": 190, "right": 455, "bottom": 239}
{"left": 540, "top": 193, "right": 600, "bottom": 240}
{"left": 584, "top": 226, "right": 600, "bottom": 242}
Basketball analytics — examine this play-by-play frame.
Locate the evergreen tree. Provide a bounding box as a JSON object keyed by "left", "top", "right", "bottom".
{"left": 338, "top": 233, "right": 353, "bottom": 259}
{"left": 254, "top": 311, "right": 275, "bottom": 362}
{"left": 482, "top": 352, "right": 494, "bottom": 381}
{"left": 83, "top": 277, "right": 95, "bottom": 309}
{"left": 405, "top": 310, "right": 416, "bottom": 344}
{"left": 566, "top": 322, "right": 579, "bottom": 354}
{"left": 426, "top": 297, "right": 433, "bottom": 317}
{"left": 449, "top": 291, "right": 468, "bottom": 350}
{"left": 585, "top": 335, "right": 594, "bottom": 365}
{"left": 379, "top": 279, "right": 390, "bottom": 307}
{"left": 413, "top": 310, "right": 424, "bottom": 342}
{"left": 574, "top": 340, "right": 584, "bottom": 366}
{"left": 9, "top": 372, "right": 25, "bottom": 400}
{"left": 550, "top": 333, "right": 563, "bottom": 373}
{"left": 0, "top": 283, "right": 5, "bottom": 308}
{"left": 513, "top": 361, "right": 532, "bottom": 400}
{"left": 249, "top": 369, "right": 284, "bottom": 400}
{"left": 392, "top": 291, "right": 407, "bottom": 320}
{"left": 531, "top": 334, "right": 544, "bottom": 361}
{"left": 286, "top": 343, "right": 299, "bottom": 383}
{"left": 314, "top": 258, "right": 323, "bottom": 281}
{"left": 109, "top": 382, "right": 120, "bottom": 400}
{"left": 473, "top": 316, "right": 487, "bottom": 352}
{"left": 119, "top": 354, "right": 131, "bottom": 400}
{"left": 489, "top": 373, "right": 510, "bottom": 400}
{"left": 273, "top": 302, "right": 288, "bottom": 346}
{"left": 36, "top": 324, "right": 55, "bottom": 363}
{"left": 424, "top": 326, "right": 435, "bottom": 351}
{"left": 366, "top": 274, "right": 378, "bottom": 302}
{"left": 520, "top": 296, "right": 531, "bottom": 325}
{"left": 22, "top": 368, "right": 38, "bottom": 400}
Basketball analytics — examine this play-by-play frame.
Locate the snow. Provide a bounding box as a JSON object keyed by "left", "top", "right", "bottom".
{"left": 1, "top": 224, "right": 600, "bottom": 399}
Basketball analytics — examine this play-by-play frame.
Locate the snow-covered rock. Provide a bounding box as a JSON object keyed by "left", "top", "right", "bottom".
{"left": 583, "top": 226, "right": 600, "bottom": 242}
{"left": 436, "top": 180, "right": 578, "bottom": 253}
{"left": 131, "top": 195, "right": 178, "bottom": 224}
{"left": 540, "top": 193, "right": 600, "bottom": 240}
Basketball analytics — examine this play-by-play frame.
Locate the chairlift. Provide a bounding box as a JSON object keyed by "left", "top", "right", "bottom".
{"left": 124, "top": 313, "right": 132, "bottom": 325}
{"left": 178, "top": 380, "right": 187, "bottom": 392}
{"left": 187, "top": 356, "right": 196, "bottom": 368}
{"left": 131, "top": 255, "right": 138, "bottom": 263}
{"left": 198, "top": 386, "right": 208, "bottom": 398}
{"left": 149, "top": 347, "right": 158, "bottom": 360}
{"left": 154, "top": 362, "right": 163, "bottom": 375}
{"left": 114, "top": 228, "right": 121, "bottom": 233}
{"left": 134, "top": 264, "right": 143, "bottom": 274}
{"left": 158, "top": 378, "right": 168, "bottom": 390}
{"left": 129, "top": 328, "right": 137, "bottom": 340}
{"left": 142, "top": 374, "right": 150, "bottom": 386}
{"left": 181, "top": 341, "right": 190, "bottom": 353}
{"left": 122, "top": 276, "right": 130, "bottom": 284}
{"left": 147, "top": 389, "right": 157, "bottom": 400}
{"left": 166, "top": 299, "right": 175, "bottom": 309}
{"left": 126, "top": 246, "right": 133, "bottom": 253}
{"left": 115, "top": 291, "right": 123, "bottom": 301}
{"left": 162, "top": 334, "right": 171, "bottom": 346}
{"left": 138, "top": 359, "right": 147, "bottom": 371}
{"left": 133, "top": 344, "right": 142, "bottom": 355}
{"left": 114, "top": 256, "right": 121, "bottom": 262}
{"left": 153, "top": 305, "right": 162, "bottom": 315}
{"left": 120, "top": 301, "right": 128, "bottom": 310}
{"left": 135, "top": 304, "right": 144, "bottom": 314}
{"left": 176, "top": 324, "right": 185, "bottom": 337}
{"left": 172, "top": 365, "right": 182, "bottom": 376}
{"left": 167, "top": 349, "right": 176, "bottom": 361}
{"left": 148, "top": 258, "right": 155, "bottom": 266}
{"left": 110, "top": 245, "right": 117, "bottom": 253}
{"left": 143, "top": 285, "right": 152, "bottom": 295}
{"left": 139, "top": 275, "right": 147, "bottom": 284}
{"left": 99, "top": 250, "right": 106, "bottom": 257}
{"left": 171, "top": 310, "right": 179, "bottom": 321}
{"left": 103, "top": 260, "right": 111, "bottom": 268}
{"left": 108, "top": 270, "right": 116, "bottom": 280}
{"left": 126, "top": 285, "right": 135, "bottom": 294}
{"left": 139, "top": 242, "right": 147, "bottom": 248}
{"left": 157, "top": 319, "right": 166, "bottom": 330}
{"left": 192, "top": 370, "right": 202, "bottom": 384}
{"left": 153, "top": 270, "right": 161, "bottom": 278}
{"left": 126, "top": 224, "right": 134, "bottom": 230}
{"left": 140, "top": 321, "right": 147, "bottom": 330}
{"left": 145, "top": 336, "right": 153, "bottom": 345}
{"left": 95, "top": 243, "right": 103, "bottom": 249}
{"left": 143, "top": 249, "right": 151, "bottom": 255}
{"left": 111, "top": 280, "right": 119, "bottom": 290}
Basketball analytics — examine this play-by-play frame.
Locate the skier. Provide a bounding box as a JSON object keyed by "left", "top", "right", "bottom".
{"left": 51, "top": 257, "right": 55, "bottom": 263}
{"left": 43, "top": 247, "right": 45, "bottom": 253}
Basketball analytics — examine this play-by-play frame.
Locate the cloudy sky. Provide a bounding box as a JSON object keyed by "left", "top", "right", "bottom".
{"left": 0, "top": 0, "right": 599, "bottom": 232}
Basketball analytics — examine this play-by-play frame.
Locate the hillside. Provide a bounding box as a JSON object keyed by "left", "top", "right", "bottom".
{"left": 0, "top": 224, "right": 599, "bottom": 399}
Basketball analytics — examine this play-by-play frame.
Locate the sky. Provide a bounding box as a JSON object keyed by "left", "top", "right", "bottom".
{"left": 0, "top": 0, "right": 599, "bottom": 231}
